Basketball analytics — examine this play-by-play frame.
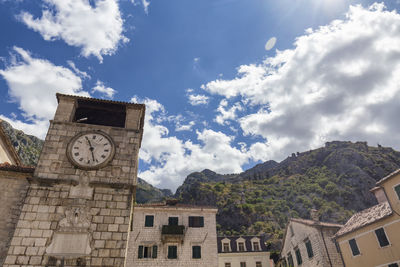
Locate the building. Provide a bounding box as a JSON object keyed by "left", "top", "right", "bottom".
{"left": 126, "top": 201, "right": 218, "bottom": 267}
{"left": 217, "top": 235, "right": 272, "bottom": 267}
{"left": 279, "top": 211, "right": 344, "bottom": 267}
{"left": 334, "top": 169, "right": 400, "bottom": 267}
{"left": 2, "top": 94, "right": 145, "bottom": 267}
{"left": 0, "top": 121, "right": 34, "bottom": 267}
{"left": 0, "top": 120, "right": 21, "bottom": 165}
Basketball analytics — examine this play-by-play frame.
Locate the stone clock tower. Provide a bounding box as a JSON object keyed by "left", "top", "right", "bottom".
{"left": 3, "top": 94, "right": 145, "bottom": 267}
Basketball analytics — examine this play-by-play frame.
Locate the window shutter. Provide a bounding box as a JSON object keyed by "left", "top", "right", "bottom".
{"left": 375, "top": 228, "right": 389, "bottom": 247}
{"left": 192, "top": 246, "right": 201, "bottom": 259}
{"left": 145, "top": 215, "right": 154, "bottom": 227}
{"left": 199, "top": 216, "right": 204, "bottom": 227}
{"left": 189, "top": 216, "right": 193, "bottom": 227}
{"left": 349, "top": 239, "right": 360, "bottom": 256}
{"left": 305, "top": 240, "right": 313, "bottom": 258}
{"left": 395, "top": 185, "right": 400, "bottom": 199}
{"left": 152, "top": 245, "right": 158, "bottom": 258}
{"left": 138, "top": 246, "right": 143, "bottom": 259}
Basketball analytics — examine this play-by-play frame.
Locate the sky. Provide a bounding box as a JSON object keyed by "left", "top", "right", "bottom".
{"left": 1, "top": 0, "right": 400, "bottom": 191}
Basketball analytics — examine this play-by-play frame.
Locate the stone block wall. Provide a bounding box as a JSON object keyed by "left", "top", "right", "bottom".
{"left": 3, "top": 184, "right": 133, "bottom": 267}
{"left": 126, "top": 206, "right": 218, "bottom": 267}
{"left": 34, "top": 121, "right": 141, "bottom": 186}
{"left": 0, "top": 174, "right": 29, "bottom": 266}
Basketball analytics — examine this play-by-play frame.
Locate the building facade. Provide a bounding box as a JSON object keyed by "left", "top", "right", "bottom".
{"left": 334, "top": 169, "right": 400, "bottom": 267}
{"left": 217, "top": 235, "right": 272, "bottom": 267}
{"left": 126, "top": 202, "right": 218, "bottom": 267}
{"left": 280, "top": 213, "right": 344, "bottom": 267}
{"left": 3, "top": 94, "right": 145, "bottom": 267}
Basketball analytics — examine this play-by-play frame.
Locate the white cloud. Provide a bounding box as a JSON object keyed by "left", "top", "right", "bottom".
{"left": 92, "top": 80, "right": 116, "bottom": 98}
{"left": 214, "top": 99, "right": 243, "bottom": 125}
{"left": 142, "top": 0, "right": 150, "bottom": 14}
{"left": 175, "top": 121, "right": 195, "bottom": 132}
{"left": 131, "top": 97, "right": 267, "bottom": 190}
{"left": 19, "top": 0, "right": 128, "bottom": 62}
{"left": 0, "top": 47, "right": 89, "bottom": 138}
{"left": 67, "top": 60, "right": 90, "bottom": 79}
{"left": 202, "top": 3, "right": 400, "bottom": 161}
{"left": 188, "top": 93, "right": 209, "bottom": 106}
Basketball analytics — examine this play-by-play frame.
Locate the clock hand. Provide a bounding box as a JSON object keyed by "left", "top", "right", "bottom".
{"left": 85, "top": 136, "right": 96, "bottom": 162}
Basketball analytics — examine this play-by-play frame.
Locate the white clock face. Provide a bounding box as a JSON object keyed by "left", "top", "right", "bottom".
{"left": 67, "top": 132, "right": 115, "bottom": 169}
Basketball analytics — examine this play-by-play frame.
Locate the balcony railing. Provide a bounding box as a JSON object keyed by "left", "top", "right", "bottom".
{"left": 161, "top": 225, "right": 185, "bottom": 243}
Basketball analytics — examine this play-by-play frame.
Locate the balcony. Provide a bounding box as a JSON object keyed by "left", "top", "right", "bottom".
{"left": 161, "top": 225, "right": 185, "bottom": 243}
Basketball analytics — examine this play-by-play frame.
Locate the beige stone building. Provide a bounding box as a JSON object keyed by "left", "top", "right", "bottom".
{"left": 217, "top": 235, "right": 272, "bottom": 267}
{"left": 334, "top": 169, "right": 400, "bottom": 267}
{"left": 126, "top": 201, "right": 218, "bottom": 267}
{"left": 0, "top": 121, "right": 34, "bottom": 267}
{"left": 2, "top": 94, "right": 145, "bottom": 267}
{"left": 279, "top": 212, "right": 344, "bottom": 267}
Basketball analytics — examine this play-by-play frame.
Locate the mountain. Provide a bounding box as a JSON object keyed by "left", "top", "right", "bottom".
{"left": 175, "top": 141, "right": 400, "bottom": 249}
{"left": 136, "top": 177, "right": 173, "bottom": 203}
{"left": 0, "top": 120, "right": 44, "bottom": 166}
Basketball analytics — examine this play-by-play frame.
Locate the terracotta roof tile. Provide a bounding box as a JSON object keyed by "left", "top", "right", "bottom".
{"left": 376, "top": 168, "right": 400, "bottom": 186}
{"left": 135, "top": 202, "right": 217, "bottom": 210}
{"left": 334, "top": 201, "right": 392, "bottom": 238}
{"left": 290, "top": 218, "right": 343, "bottom": 228}
{"left": 0, "top": 162, "right": 35, "bottom": 173}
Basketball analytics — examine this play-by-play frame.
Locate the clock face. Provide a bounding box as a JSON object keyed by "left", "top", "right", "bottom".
{"left": 67, "top": 131, "right": 115, "bottom": 170}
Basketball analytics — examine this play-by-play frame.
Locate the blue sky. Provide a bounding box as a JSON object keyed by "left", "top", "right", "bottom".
{"left": 1, "top": 0, "right": 400, "bottom": 190}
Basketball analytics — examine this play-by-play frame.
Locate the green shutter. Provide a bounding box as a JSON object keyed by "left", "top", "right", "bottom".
{"left": 395, "top": 185, "right": 400, "bottom": 200}
{"left": 295, "top": 248, "right": 302, "bottom": 265}
{"left": 145, "top": 215, "right": 154, "bottom": 227}
{"left": 168, "top": 246, "right": 177, "bottom": 259}
{"left": 152, "top": 245, "right": 158, "bottom": 258}
{"left": 199, "top": 216, "right": 204, "bottom": 227}
{"left": 138, "top": 246, "right": 143, "bottom": 259}
{"left": 192, "top": 246, "right": 201, "bottom": 259}
{"left": 305, "top": 240, "right": 313, "bottom": 258}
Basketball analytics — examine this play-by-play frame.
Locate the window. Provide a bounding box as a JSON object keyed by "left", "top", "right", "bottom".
{"left": 295, "top": 247, "right": 302, "bottom": 265}
{"left": 282, "top": 258, "right": 287, "bottom": 267}
{"left": 256, "top": 262, "right": 262, "bottom": 267}
{"left": 375, "top": 227, "right": 390, "bottom": 247}
{"left": 253, "top": 241, "right": 260, "bottom": 251}
{"left": 225, "top": 263, "right": 231, "bottom": 267}
{"left": 169, "top": 217, "right": 178, "bottom": 226}
{"left": 168, "top": 245, "right": 177, "bottom": 259}
{"left": 240, "top": 262, "right": 246, "bottom": 267}
{"left": 189, "top": 216, "right": 204, "bottom": 227}
{"left": 223, "top": 243, "right": 230, "bottom": 252}
{"left": 305, "top": 239, "right": 313, "bottom": 258}
{"left": 145, "top": 215, "right": 154, "bottom": 227}
{"left": 192, "top": 246, "right": 201, "bottom": 259}
{"left": 389, "top": 263, "right": 399, "bottom": 267}
{"left": 138, "top": 245, "right": 157, "bottom": 259}
{"left": 287, "top": 252, "right": 294, "bottom": 267}
{"left": 349, "top": 238, "right": 360, "bottom": 256}
{"left": 238, "top": 242, "right": 245, "bottom": 252}
{"left": 394, "top": 184, "right": 400, "bottom": 200}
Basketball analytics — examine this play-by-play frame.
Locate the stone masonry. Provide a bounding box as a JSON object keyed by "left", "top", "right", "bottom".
{"left": 3, "top": 94, "right": 145, "bottom": 267}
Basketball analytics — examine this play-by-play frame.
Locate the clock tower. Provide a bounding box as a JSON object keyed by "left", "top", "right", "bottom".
{"left": 3, "top": 94, "right": 145, "bottom": 267}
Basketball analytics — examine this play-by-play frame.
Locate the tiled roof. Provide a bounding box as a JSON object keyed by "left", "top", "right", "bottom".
{"left": 334, "top": 201, "right": 392, "bottom": 238}
{"left": 376, "top": 168, "right": 400, "bottom": 186}
{"left": 217, "top": 235, "right": 270, "bottom": 253}
{"left": 56, "top": 93, "right": 145, "bottom": 109}
{"left": 290, "top": 218, "right": 343, "bottom": 228}
{"left": 0, "top": 162, "right": 35, "bottom": 173}
{"left": 135, "top": 202, "right": 217, "bottom": 210}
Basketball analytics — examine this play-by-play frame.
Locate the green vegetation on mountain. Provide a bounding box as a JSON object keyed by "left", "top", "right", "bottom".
{"left": 136, "top": 177, "right": 173, "bottom": 203}
{"left": 1, "top": 120, "right": 44, "bottom": 166}
{"left": 175, "top": 141, "right": 400, "bottom": 248}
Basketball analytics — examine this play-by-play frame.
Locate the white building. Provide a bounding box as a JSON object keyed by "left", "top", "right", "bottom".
{"left": 218, "top": 235, "right": 272, "bottom": 267}
{"left": 126, "top": 201, "right": 218, "bottom": 267}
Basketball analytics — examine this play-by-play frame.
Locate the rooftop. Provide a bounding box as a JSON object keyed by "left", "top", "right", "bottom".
{"left": 56, "top": 93, "right": 145, "bottom": 109}
{"left": 376, "top": 168, "right": 400, "bottom": 186}
{"left": 334, "top": 201, "right": 392, "bottom": 238}
{"left": 135, "top": 201, "right": 217, "bottom": 210}
{"left": 0, "top": 162, "right": 35, "bottom": 173}
{"left": 290, "top": 218, "right": 343, "bottom": 228}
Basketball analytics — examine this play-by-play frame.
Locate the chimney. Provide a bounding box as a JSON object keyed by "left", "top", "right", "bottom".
{"left": 370, "top": 186, "right": 388, "bottom": 204}
{"left": 310, "top": 209, "right": 319, "bottom": 221}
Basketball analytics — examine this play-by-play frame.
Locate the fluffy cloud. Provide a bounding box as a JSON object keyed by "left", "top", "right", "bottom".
{"left": 203, "top": 3, "right": 400, "bottom": 160}
{"left": 187, "top": 93, "right": 209, "bottom": 106}
{"left": 0, "top": 47, "right": 89, "bottom": 138}
{"left": 132, "top": 97, "right": 267, "bottom": 190}
{"left": 92, "top": 80, "right": 116, "bottom": 98}
{"left": 19, "top": 0, "right": 128, "bottom": 62}
{"left": 215, "top": 99, "right": 243, "bottom": 125}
